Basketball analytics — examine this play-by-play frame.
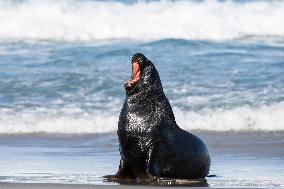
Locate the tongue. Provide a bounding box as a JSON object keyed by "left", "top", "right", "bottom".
{"left": 132, "top": 62, "right": 140, "bottom": 82}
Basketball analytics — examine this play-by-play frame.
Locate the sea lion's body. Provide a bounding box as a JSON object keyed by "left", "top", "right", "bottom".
{"left": 114, "top": 54, "right": 210, "bottom": 179}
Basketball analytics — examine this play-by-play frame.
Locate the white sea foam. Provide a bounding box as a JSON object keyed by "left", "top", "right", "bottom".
{"left": 0, "top": 108, "right": 118, "bottom": 134}
{"left": 0, "top": 102, "right": 283, "bottom": 134}
{"left": 174, "top": 102, "right": 284, "bottom": 131}
{"left": 0, "top": 0, "right": 284, "bottom": 42}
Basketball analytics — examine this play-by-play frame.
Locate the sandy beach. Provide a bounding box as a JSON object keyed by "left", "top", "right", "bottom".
{"left": 0, "top": 131, "right": 283, "bottom": 187}
{"left": 0, "top": 183, "right": 264, "bottom": 189}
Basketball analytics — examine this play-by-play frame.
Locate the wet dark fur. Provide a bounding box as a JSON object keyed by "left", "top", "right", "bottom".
{"left": 113, "top": 53, "right": 210, "bottom": 179}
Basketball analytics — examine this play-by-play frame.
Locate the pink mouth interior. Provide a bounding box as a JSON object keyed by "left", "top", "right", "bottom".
{"left": 126, "top": 62, "right": 140, "bottom": 87}
{"left": 132, "top": 62, "right": 140, "bottom": 82}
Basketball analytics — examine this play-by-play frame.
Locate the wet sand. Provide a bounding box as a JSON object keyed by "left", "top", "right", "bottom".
{"left": 194, "top": 131, "right": 284, "bottom": 157}
{"left": 0, "top": 131, "right": 283, "bottom": 187}
{"left": 0, "top": 183, "right": 259, "bottom": 189}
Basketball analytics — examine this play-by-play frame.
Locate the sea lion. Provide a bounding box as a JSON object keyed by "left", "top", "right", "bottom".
{"left": 113, "top": 53, "right": 210, "bottom": 180}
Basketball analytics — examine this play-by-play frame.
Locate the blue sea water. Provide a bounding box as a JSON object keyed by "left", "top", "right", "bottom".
{"left": 0, "top": 0, "right": 284, "bottom": 133}
{"left": 0, "top": 39, "right": 283, "bottom": 133}
{"left": 0, "top": 0, "right": 284, "bottom": 187}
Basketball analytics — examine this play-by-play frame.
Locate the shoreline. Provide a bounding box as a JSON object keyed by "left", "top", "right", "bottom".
{"left": 1, "top": 131, "right": 283, "bottom": 188}
{"left": 0, "top": 183, "right": 262, "bottom": 189}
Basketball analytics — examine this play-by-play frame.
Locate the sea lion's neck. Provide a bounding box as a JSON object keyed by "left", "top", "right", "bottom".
{"left": 126, "top": 83, "right": 163, "bottom": 104}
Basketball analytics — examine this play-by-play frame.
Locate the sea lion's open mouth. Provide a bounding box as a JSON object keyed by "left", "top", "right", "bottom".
{"left": 132, "top": 61, "right": 140, "bottom": 82}
{"left": 126, "top": 61, "right": 140, "bottom": 87}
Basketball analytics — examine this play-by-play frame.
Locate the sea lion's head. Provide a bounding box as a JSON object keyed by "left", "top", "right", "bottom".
{"left": 124, "top": 53, "right": 161, "bottom": 96}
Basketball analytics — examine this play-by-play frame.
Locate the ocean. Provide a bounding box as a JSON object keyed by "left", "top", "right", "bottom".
{"left": 0, "top": 0, "right": 283, "bottom": 187}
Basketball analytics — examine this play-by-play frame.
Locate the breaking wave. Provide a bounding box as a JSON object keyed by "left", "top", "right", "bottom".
{"left": 0, "top": 102, "right": 283, "bottom": 134}
{"left": 0, "top": 0, "right": 284, "bottom": 41}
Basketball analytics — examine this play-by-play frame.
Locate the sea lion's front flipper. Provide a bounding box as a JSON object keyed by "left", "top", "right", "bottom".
{"left": 106, "top": 159, "right": 136, "bottom": 179}
{"left": 117, "top": 159, "right": 137, "bottom": 179}
{"left": 146, "top": 145, "right": 167, "bottom": 178}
